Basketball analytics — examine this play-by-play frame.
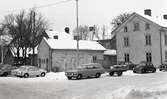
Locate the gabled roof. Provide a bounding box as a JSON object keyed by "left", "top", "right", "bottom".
{"left": 43, "top": 38, "right": 106, "bottom": 51}
{"left": 10, "top": 47, "right": 38, "bottom": 57}
{"left": 139, "top": 13, "right": 167, "bottom": 27}
{"left": 112, "top": 12, "right": 167, "bottom": 33}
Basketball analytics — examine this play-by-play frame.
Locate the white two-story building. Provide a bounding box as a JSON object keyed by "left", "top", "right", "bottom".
{"left": 115, "top": 9, "right": 167, "bottom": 67}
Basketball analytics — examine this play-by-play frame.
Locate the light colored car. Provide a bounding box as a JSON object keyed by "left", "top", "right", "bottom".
{"left": 65, "top": 63, "right": 106, "bottom": 80}
{"left": 12, "top": 66, "right": 47, "bottom": 78}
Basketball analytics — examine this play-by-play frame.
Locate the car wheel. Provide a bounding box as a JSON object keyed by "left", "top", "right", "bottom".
{"left": 117, "top": 71, "right": 123, "bottom": 76}
{"left": 41, "top": 72, "right": 46, "bottom": 77}
{"left": 109, "top": 72, "right": 114, "bottom": 76}
{"left": 133, "top": 70, "right": 136, "bottom": 73}
{"left": 3, "top": 72, "right": 8, "bottom": 77}
{"left": 24, "top": 73, "right": 29, "bottom": 78}
{"left": 152, "top": 69, "right": 156, "bottom": 73}
{"left": 159, "top": 69, "right": 162, "bottom": 71}
{"left": 95, "top": 73, "right": 101, "bottom": 78}
{"left": 76, "top": 74, "right": 82, "bottom": 80}
{"left": 141, "top": 69, "right": 145, "bottom": 73}
{"left": 67, "top": 77, "right": 72, "bottom": 80}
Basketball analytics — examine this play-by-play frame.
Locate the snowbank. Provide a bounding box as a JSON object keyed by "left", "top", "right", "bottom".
{"left": 111, "top": 86, "right": 167, "bottom": 99}
{"left": 0, "top": 72, "right": 67, "bottom": 84}
{"left": 94, "top": 85, "right": 167, "bottom": 99}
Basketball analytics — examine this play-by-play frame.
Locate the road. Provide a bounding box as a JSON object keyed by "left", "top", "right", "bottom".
{"left": 0, "top": 71, "right": 167, "bottom": 99}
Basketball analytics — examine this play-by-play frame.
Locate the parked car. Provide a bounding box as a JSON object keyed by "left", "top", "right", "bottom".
{"left": 133, "top": 61, "right": 156, "bottom": 74}
{"left": 12, "top": 65, "right": 47, "bottom": 78}
{"left": 158, "top": 63, "right": 167, "bottom": 71}
{"left": 117, "top": 61, "right": 137, "bottom": 70}
{"left": 106, "top": 64, "right": 127, "bottom": 76}
{"left": 0, "top": 64, "right": 18, "bottom": 76}
{"left": 65, "top": 63, "right": 106, "bottom": 80}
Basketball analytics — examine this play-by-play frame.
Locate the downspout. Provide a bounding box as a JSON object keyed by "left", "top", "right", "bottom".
{"left": 160, "top": 30, "right": 163, "bottom": 65}
{"left": 49, "top": 48, "right": 52, "bottom": 72}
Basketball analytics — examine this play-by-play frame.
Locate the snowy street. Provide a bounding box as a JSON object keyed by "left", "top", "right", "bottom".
{"left": 0, "top": 71, "right": 167, "bottom": 99}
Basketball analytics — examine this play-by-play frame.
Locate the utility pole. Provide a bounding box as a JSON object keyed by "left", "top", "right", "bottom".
{"left": 32, "top": 10, "right": 35, "bottom": 66}
{"left": 76, "top": 0, "right": 79, "bottom": 67}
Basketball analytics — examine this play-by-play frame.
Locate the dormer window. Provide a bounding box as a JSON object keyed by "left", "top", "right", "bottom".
{"left": 145, "top": 23, "right": 150, "bottom": 30}
{"left": 133, "top": 22, "right": 140, "bottom": 31}
{"left": 54, "top": 35, "right": 58, "bottom": 39}
{"left": 124, "top": 26, "right": 128, "bottom": 32}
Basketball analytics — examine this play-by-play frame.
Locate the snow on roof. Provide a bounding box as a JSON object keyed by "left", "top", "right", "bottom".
{"left": 45, "top": 30, "right": 73, "bottom": 40}
{"left": 138, "top": 13, "right": 167, "bottom": 27}
{"left": 104, "top": 49, "right": 116, "bottom": 55}
{"left": 44, "top": 38, "right": 106, "bottom": 51}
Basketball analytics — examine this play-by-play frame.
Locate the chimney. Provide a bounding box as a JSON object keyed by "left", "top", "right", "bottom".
{"left": 163, "top": 14, "right": 167, "bottom": 20}
{"left": 65, "top": 27, "right": 70, "bottom": 34}
{"left": 144, "top": 9, "right": 151, "bottom": 16}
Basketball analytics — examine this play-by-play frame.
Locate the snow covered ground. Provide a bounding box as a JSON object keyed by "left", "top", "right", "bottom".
{"left": 0, "top": 70, "right": 167, "bottom": 99}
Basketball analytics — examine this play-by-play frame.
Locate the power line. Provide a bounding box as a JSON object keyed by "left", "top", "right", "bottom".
{"left": 0, "top": 0, "right": 74, "bottom": 14}
{"left": 36, "top": 0, "right": 73, "bottom": 8}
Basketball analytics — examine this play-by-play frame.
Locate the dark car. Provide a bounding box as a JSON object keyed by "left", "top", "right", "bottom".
{"left": 0, "top": 64, "right": 18, "bottom": 76}
{"left": 65, "top": 63, "right": 106, "bottom": 80}
{"left": 158, "top": 63, "right": 167, "bottom": 71}
{"left": 133, "top": 61, "right": 156, "bottom": 74}
{"left": 118, "top": 61, "right": 137, "bottom": 70}
{"left": 106, "top": 64, "right": 127, "bottom": 76}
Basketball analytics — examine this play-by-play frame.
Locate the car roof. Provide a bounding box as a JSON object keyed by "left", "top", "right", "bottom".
{"left": 82, "top": 63, "right": 101, "bottom": 66}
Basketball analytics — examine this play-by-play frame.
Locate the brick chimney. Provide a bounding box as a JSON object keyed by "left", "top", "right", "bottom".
{"left": 163, "top": 14, "right": 167, "bottom": 20}
{"left": 144, "top": 9, "right": 151, "bottom": 16}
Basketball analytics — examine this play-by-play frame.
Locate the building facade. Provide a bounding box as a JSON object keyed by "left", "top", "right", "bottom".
{"left": 38, "top": 30, "right": 105, "bottom": 72}
{"left": 115, "top": 10, "right": 167, "bottom": 67}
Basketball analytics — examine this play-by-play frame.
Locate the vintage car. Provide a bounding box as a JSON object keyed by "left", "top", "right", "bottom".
{"left": 117, "top": 61, "right": 137, "bottom": 70}
{"left": 133, "top": 61, "right": 156, "bottom": 74}
{"left": 65, "top": 63, "right": 106, "bottom": 80}
{"left": 106, "top": 64, "right": 128, "bottom": 76}
{"left": 12, "top": 66, "right": 47, "bottom": 78}
{"left": 158, "top": 63, "right": 167, "bottom": 71}
{"left": 0, "top": 64, "right": 18, "bottom": 76}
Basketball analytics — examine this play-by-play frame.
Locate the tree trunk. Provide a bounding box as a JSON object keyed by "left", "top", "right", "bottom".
{"left": 32, "top": 46, "right": 35, "bottom": 66}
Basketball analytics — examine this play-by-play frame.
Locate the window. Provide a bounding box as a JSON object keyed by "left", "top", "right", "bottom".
{"left": 93, "top": 56, "right": 97, "bottom": 62}
{"left": 134, "top": 22, "right": 140, "bottom": 31}
{"left": 43, "top": 59, "right": 45, "bottom": 64}
{"left": 165, "top": 35, "right": 167, "bottom": 45}
{"left": 124, "top": 53, "right": 130, "bottom": 62}
{"left": 39, "top": 58, "right": 41, "bottom": 67}
{"left": 145, "top": 23, "right": 150, "bottom": 30}
{"left": 146, "top": 52, "right": 152, "bottom": 62}
{"left": 124, "top": 37, "right": 129, "bottom": 47}
{"left": 124, "top": 26, "right": 128, "bottom": 32}
{"left": 145, "top": 34, "right": 151, "bottom": 45}
{"left": 165, "top": 51, "right": 167, "bottom": 62}
{"left": 46, "top": 58, "right": 48, "bottom": 65}
{"left": 54, "top": 35, "right": 58, "bottom": 39}
{"left": 74, "top": 36, "right": 78, "bottom": 40}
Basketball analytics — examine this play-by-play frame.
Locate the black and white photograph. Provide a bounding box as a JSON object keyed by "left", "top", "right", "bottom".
{"left": 0, "top": 0, "right": 167, "bottom": 99}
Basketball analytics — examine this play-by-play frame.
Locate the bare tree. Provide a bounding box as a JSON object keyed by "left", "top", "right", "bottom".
{"left": 73, "top": 25, "right": 89, "bottom": 40}
{"left": 111, "top": 12, "right": 131, "bottom": 31}
{"left": 1, "top": 9, "right": 49, "bottom": 65}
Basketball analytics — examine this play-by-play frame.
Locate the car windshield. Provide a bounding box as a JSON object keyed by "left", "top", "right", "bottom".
{"left": 19, "top": 66, "right": 27, "bottom": 71}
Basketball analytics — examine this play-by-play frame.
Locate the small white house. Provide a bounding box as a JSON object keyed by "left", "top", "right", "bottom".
{"left": 38, "top": 30, "right": 106, "bottom": 72}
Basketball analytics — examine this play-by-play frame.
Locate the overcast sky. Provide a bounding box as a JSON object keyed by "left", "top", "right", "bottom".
{"left": 0, "top": 0, "right": 166, "bottom": 32}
